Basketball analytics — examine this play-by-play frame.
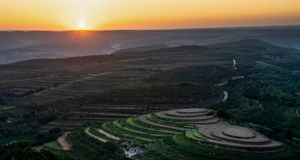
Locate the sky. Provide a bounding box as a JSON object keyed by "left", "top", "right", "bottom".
{"left": 0, "top": 0, "right": 299, "bottom": 31}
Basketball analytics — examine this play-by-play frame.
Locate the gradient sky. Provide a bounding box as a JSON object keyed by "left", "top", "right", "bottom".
{"left": 0, "top": 0, "right": 299, "bottom": 30}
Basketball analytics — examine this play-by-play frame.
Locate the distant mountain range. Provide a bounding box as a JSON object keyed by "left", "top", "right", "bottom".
{"left": 0, "top": 25, "right": 299, "bottom": 64}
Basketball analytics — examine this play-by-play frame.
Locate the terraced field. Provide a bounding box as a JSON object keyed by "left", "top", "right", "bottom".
{"left": 0, "top": 46, "right": 227, "bottom": 106}
{"left": 38, "top": 79, "right": 223, "bottom": 128}
{"left": 83, "top": 108, "right": 300, "bottom": 160}
{"left": 66, "top": 127, "right": 124, "bottom": 160}
{"left": 44, "top": 105, "right": 155, "bottom": 128}
{"left": 22, "top": 70, "right": 149, "bottom": 102}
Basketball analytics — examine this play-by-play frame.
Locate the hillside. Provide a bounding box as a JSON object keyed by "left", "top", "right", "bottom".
{"left": 114, "top": 44, "right": 170, "bottom": 53}
{"left": 0, "top": 26, "right": 300, "bottom": 64}
{"left": 1, "top": 39, "right": 300, "bottom": 159}
{"left": 1, "top": 39, "right": 300, "bottom": 107}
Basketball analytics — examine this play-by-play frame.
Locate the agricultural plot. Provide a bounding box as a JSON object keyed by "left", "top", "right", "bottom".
{"left": 45, "top": 105, "right": 154, "bottom": 128}
{"left": 66, "top": 128, "right": 124, "bottom": 160}
{"left": 0, "top": 43, "right": 230, "bottom": 107}
{"left": 97, "top": 129, "right": 120, "bottom": 141}
{"left": 82, "top": 108, "right": 300, "bottom": 160}
{"left": 84, "top": 127, "right": 107, "bottom": 143}
{"left": 23, "top": 70, "right": 150, "bottom": 102}
{"left": 39, "top": 79, "right": 222, "bottom": 128}
{"left": 156, "top": 135, "right": 300, "bottom": 160}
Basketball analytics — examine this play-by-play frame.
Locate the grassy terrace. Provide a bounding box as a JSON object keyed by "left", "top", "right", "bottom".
{"left": 130, "top": 107, "right": 300, "bottom": 160}
{"left": 67, "top": 127, "right": 124, "bottom": 160}
{"left": 147, "top": 113, "right": 195, "bottom": 128}
{"left": 185, "top": 129, "right": 207, "bottom": 141}
{"left": 87, "top": 124, "right": 111, "bottom": 141}
{"left": 119, "top": 119, "right": 169, "bottom": 136}
{"left": 113, "top": 119, "right": 167, "bottom": 139}
{"left": 192, "top": 129, "right": 208, "bottom": 140}
{"left": 170, "top": 134, "right": 300, "bottom": 160}
{"left": 143, "top": 141, "right": 187, "bottom": 160}
{"left": 138, "top": 114, "right": 187, "bottom": 132}
{"left": 126, "top": 117, "right": 179, "bottom": 135}
{"left": 98, "top": 113, "right": 186, "bottom": 143}
{"left": 101, "top": 122, "right": 154, "bottom": 142}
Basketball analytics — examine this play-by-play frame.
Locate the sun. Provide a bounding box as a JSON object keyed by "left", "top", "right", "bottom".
{"left": 78, "top": 21, "right": 86, "bottom": 28}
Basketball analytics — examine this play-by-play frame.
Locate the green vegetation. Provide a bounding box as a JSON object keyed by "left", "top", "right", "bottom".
{"left": 103, "top": 121, "right": 154, "bottom": 142}
{"left": 1, "top": 40, "right": 300, "bottom": 159}
{"left": 209, "top": 64, "right": 300, "bottom": 149}
{"left": 0, "top": 147, "right": 82, "bottom": 160}
{"left": 67, "top": 127, "right": 127, "bottom": 160}
{"left": 0, "top": 107, "right": 60, "bottom": 139}
{"left": 143, "top": 65, "right": 237, "bottom": 84}
{"left": 147, "top": 113, "right": 193, "bottom": 128}
{"left": 88, "top": 124, "right": 106, "bottom": 139}
{"left": 44, "top": 141, "right": 62, "bottom": 150}
{"left": 185, "top": 129, "right": 207, "bottom": 141}
{"left": 135, "top": 149, "right": 174, "bottom": 160}
{"left": 161, "top": 134, "right": 300, "bottom": 160}
{"left": 0, "top": 135, "right": 34, "bottom": 144}
{"left": 126, "top": 117, "right": 179, "bottom": 135}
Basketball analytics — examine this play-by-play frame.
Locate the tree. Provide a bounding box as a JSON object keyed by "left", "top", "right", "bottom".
{"left": 62, "top": 114, "right": 68, "bottom": 120}
{"left": 17, "top": 140, "right": 31, "bottom": 148}
{"left": 34, "top": 131, "right": 51, "bottom": 142}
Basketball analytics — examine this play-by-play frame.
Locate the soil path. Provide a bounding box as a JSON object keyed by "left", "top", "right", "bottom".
{"left": 96, "top": 128, "right": 120, "bottom": 141}
{"left": 84, "top": 127, "right": 108, "bottom": 143}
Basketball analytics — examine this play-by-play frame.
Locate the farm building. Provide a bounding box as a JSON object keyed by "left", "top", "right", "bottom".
{"left": 119, "top": 141, "right": 131, "bottom": 147}
{"left": 129, "top": 147, "right": 143, "bottom": 153}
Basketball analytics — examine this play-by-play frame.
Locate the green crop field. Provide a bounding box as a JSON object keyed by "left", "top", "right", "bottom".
{"left": 43, "top": 140, "right": 62, "bottom": 150}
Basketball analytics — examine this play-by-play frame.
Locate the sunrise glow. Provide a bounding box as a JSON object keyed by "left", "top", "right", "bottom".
{"left": 78, "top": 21, "right": 86, "bottom": 29}
{"left": 0, "top": 0, "right": 299, "bottom": 30}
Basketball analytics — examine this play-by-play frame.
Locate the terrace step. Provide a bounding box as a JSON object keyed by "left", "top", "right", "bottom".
{"left": 156, "top": 111, "right": 217, "bottom": 122}
{"left": 138, "top": 114, "right": 187, "bottom": 132}
{"left": 125, "top": 117, "right": 179, "bottom": 135}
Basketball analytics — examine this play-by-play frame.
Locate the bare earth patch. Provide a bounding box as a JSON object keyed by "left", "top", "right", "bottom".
{"left": 34, "top": 145, "right": 43, "bottom": 152}
{"left": 57, "top": 136, "right": 72, "bottom": 150}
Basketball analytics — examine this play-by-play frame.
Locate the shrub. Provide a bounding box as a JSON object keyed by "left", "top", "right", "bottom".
{"left": 17, "top": 140, "right": 31, "bottom": 148}
{"left": 217, "top": 110, "right": 233, "bottom": 120}
{"left": 207, "top": 111, "right": 215, "bottom": 116}
{"left": 34, "top": 131, "right": 51, "bottom": 142}
{"left": 62, "top": 114, "right": 68, "bottom": 120}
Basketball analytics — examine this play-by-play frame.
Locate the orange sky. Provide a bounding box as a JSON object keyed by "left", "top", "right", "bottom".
{"left": 0, "top": 0, "right": 299, "bottom": 30}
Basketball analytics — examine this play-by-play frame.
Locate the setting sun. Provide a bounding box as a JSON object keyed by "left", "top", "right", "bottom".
{"left": 78, "top": 21, "right": 86, "bottom": 28}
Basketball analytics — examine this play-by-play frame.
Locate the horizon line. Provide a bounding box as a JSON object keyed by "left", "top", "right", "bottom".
{"left": 0, "top": 24, "right": 299, "bottom": 32}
